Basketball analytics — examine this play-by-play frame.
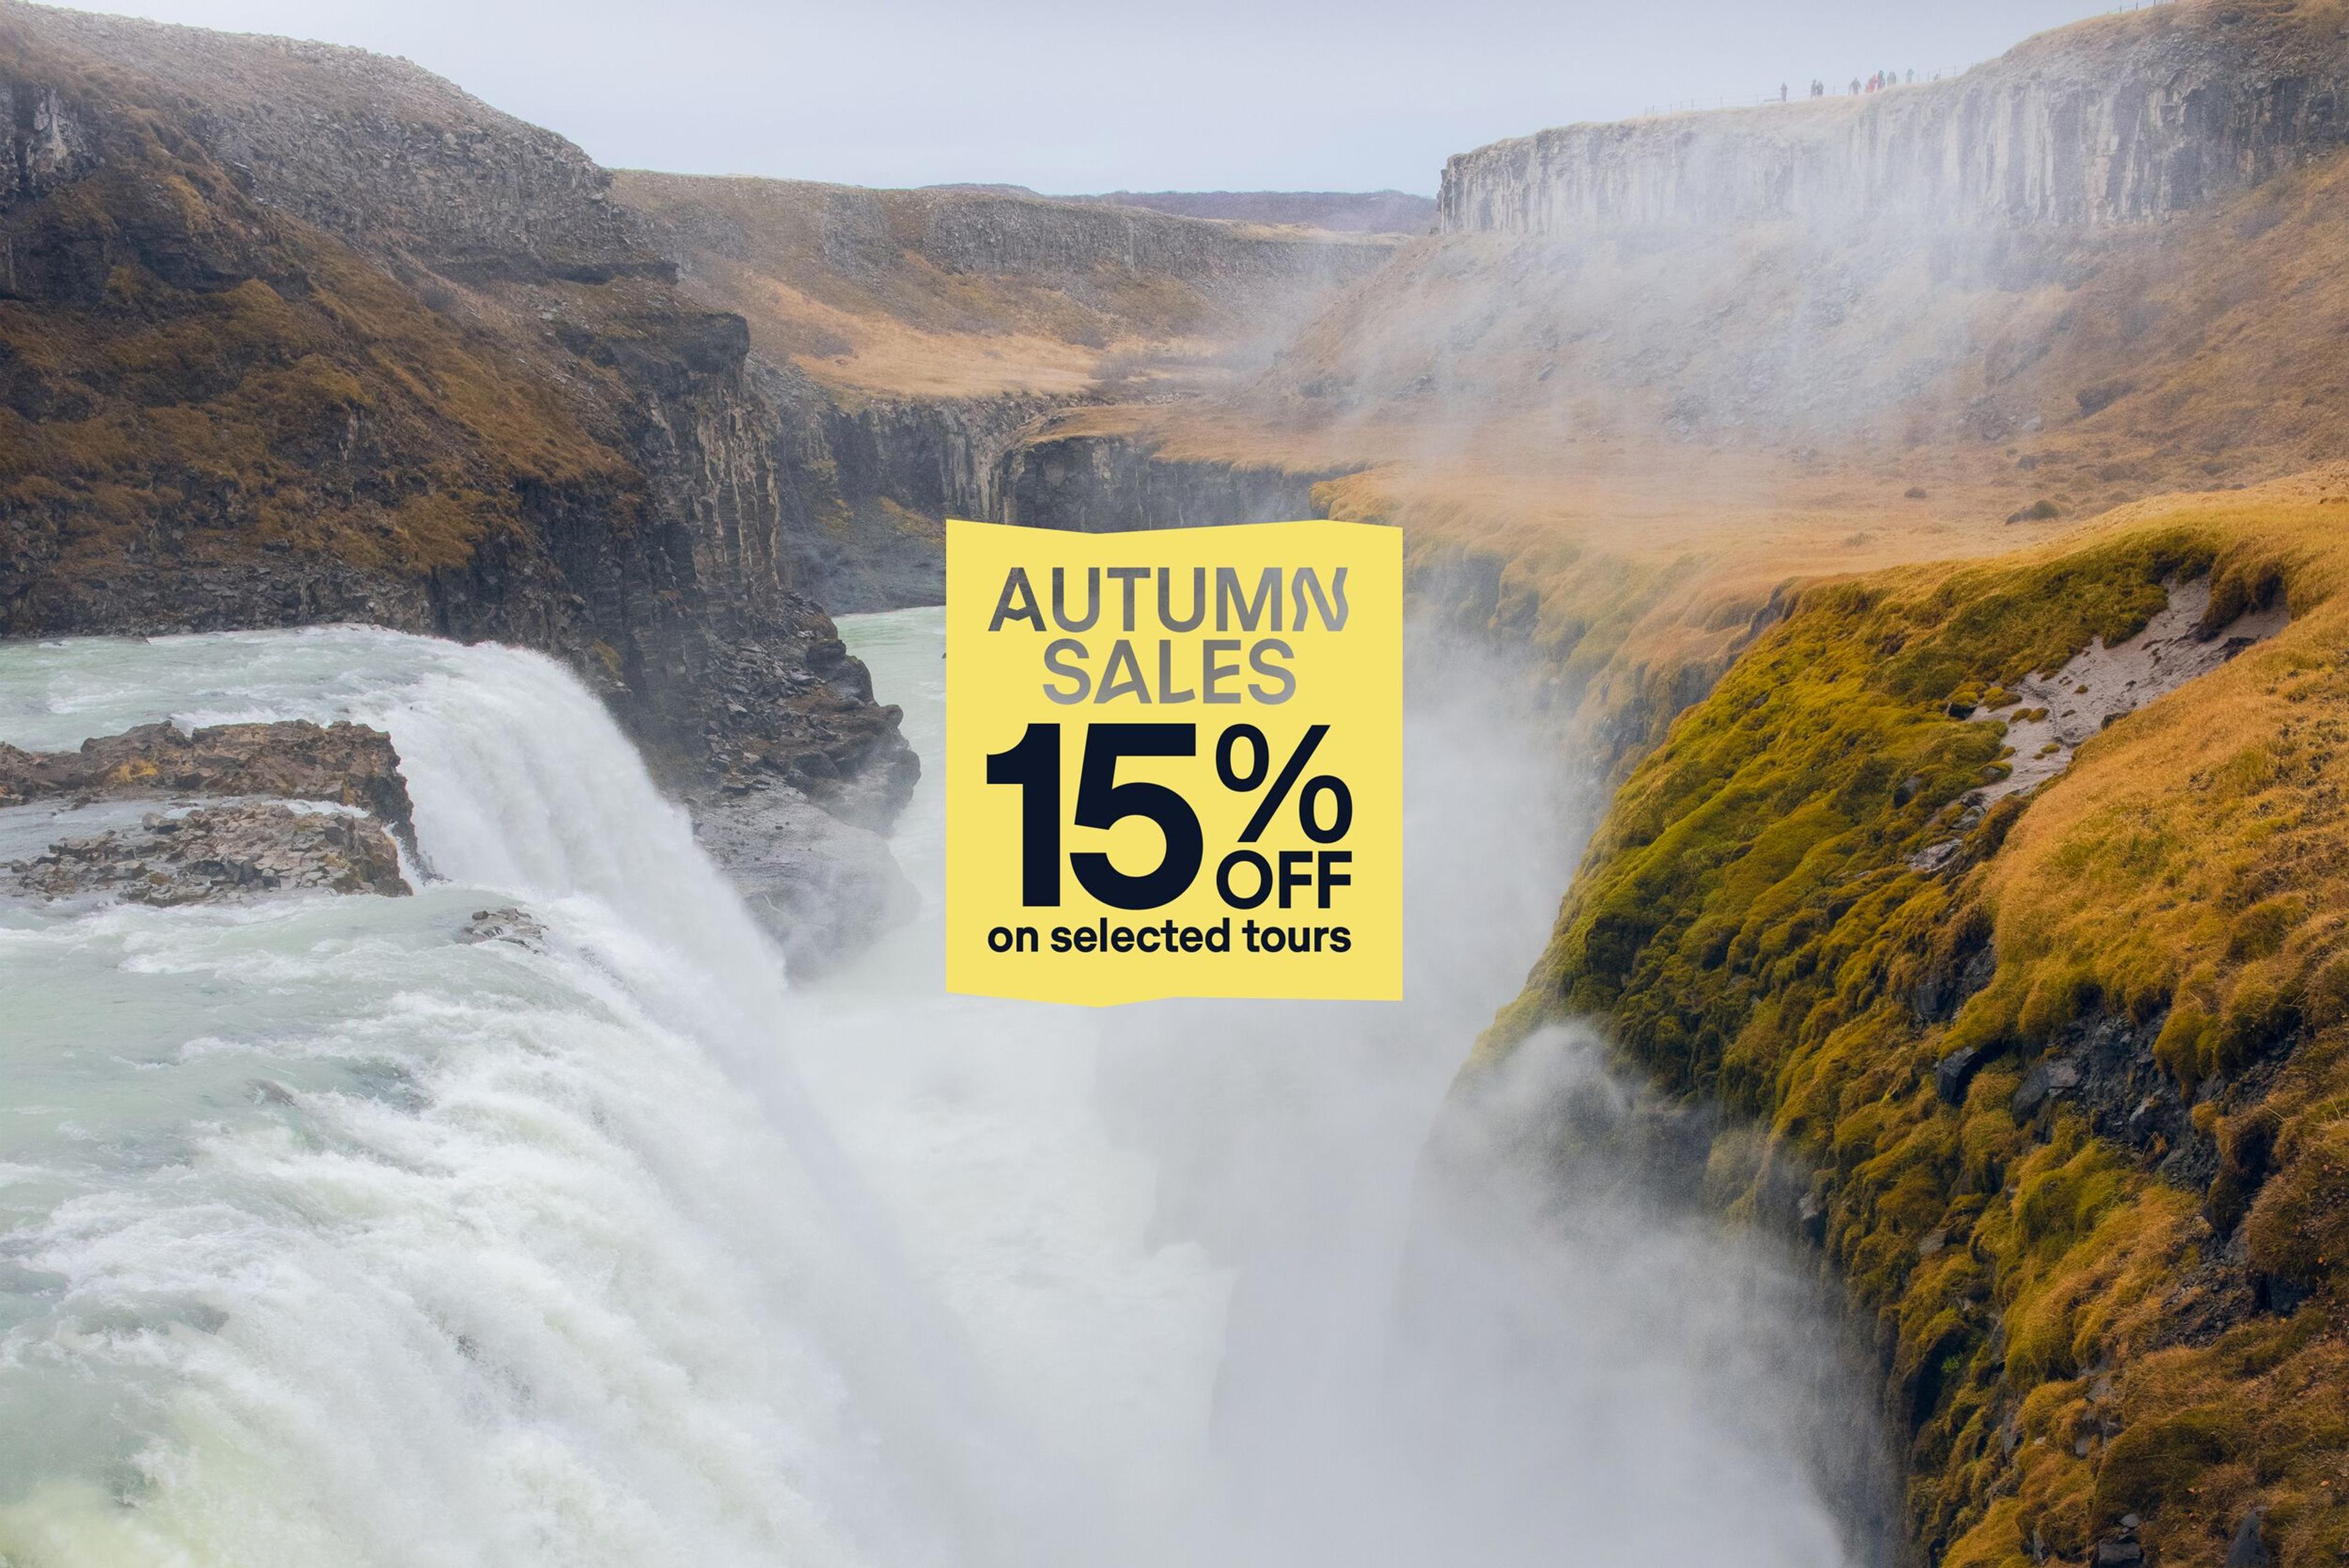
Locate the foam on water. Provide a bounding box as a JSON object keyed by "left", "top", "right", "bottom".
{"left": 0, "top": 620, "right": 1877, "bottom": 1567}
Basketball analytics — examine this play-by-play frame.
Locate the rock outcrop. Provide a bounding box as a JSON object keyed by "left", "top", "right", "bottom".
{"left": 995, "top": 423, "right": 1348, "bottom": 533}
{"left": 11, "top": 802, "right": 407, "bottom": 903}
{"left": 1439, "top": 2, "right": 2349, "bottom": 238}
{"left": 2, "top": 717, "right": 417, "bottom": 904}
{"left": 0, "top": 719, "right": 417, "bottom": 850}
{"left": 766, "top": 375, "right": 1058, "bottom": 610}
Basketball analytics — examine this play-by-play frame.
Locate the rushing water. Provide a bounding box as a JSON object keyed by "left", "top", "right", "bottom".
{"left": 0, "top": 615, "right": 1879, "bottom": 1567}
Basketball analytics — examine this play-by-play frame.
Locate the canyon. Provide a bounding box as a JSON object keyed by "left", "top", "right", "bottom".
{"left": 4, "top": 0, "right": 2349, "bottom": 1564}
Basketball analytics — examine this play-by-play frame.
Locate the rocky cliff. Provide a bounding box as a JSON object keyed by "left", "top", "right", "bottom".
{"left": 1094, "top": 0, "right": 2349, "bottom": 799}
{"left": 994, "top": 415, "right": 1349, "bottom": 533}
{"left": 1440, "top": 0, "right": 2349, "bottom": 238}
{"left": 614, "top": 170, "right": 1396, "bottom": 605}
{"left": 0, "top": 3, "right": 915, "bottom": 958}
{"left": 763, "top": 371, "right": 1055, "bottom": 609}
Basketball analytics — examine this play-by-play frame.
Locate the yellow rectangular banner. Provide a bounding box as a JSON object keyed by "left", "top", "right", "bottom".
{"left": 946, "top": 518, "right": 1403, "bottom": 1005}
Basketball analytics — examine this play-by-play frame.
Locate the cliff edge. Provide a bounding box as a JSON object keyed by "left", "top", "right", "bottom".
{"left": 1484, "top": 470, "right": 2349, "bottom": 1567}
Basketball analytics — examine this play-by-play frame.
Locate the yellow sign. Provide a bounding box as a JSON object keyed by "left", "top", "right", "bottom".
{"left": 945, "top": 518, "right": 1403, "bottom": 1005}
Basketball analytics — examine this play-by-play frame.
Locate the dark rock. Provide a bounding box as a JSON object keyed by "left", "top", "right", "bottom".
{"left": 0, "top": 719, "right": 419, "bottom": 861}
{"left": 2094, "top": 1538, "right": 2144, "bottom": 1566}
{"left": 1935, "top": 1045, "right": 1987, "bottom": 1104}
{"left": 2012, "top": 1057, "right": 2082, "bottom": 1118}
{"left": 461, "top": 907, "right": 547, "bottom": 948}
{"left": 996, "top": 429, "right": 1358, "bottom": 536}
{"left": 0, "top": 8, "right": 918, "bottom": 898}
{"left": 685, "top": 782, "right": 916, "bottom": 974}
{"left": 2254, "top": 1273, "right": 2314, "bottom": 1316}
{"left": 1909, "top": 933, "right": 1996, "bottom": 1023}
{"left": 2225, "top": 1509, "right": 2271, "bottom": 1568}
{"left": 12, "top": 803, "right": 407, "bottom": 904}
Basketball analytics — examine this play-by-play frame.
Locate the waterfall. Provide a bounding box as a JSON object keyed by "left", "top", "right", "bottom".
{"left": 0, "top": 622, "right": 1880, "bottom": 1568}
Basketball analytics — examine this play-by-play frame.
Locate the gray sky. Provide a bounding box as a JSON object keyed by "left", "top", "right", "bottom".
{"left": 62, "top": 0, "right": 2128, "bottom": 193}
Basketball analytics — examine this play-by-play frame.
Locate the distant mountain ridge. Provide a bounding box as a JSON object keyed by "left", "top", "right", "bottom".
{"left": 924, "top": 184, "right": 1434, "bottom": 234}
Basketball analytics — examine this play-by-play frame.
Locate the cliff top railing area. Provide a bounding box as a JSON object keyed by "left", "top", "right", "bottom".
{"left": 1638, "top": 67, "right": 1977, "bottom": 119}
{"left": 1446, "top": 0, "right": 2325, "bottom": 239}
{"left": 1636, "top": 0, "right": 2177, "bottom": 118}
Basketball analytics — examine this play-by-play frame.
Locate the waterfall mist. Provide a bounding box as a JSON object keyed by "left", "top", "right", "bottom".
{"left": 0, "top": 619, "right": 1888, "bottom": 1566}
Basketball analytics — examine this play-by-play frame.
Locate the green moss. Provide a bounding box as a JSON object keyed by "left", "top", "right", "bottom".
{"left": 2093, "top": 1407, "right": 2246, "bottom": 1525}
{"left": 1479, "top": 495, "right": 2349, "bottom": 1562}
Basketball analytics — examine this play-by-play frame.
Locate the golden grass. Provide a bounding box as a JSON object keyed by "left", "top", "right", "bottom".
{"left": 1482, "top": 464, "right": 2349, "bottom": 1565}
{"left": 612, "top": 171, "right": 1389, "bottom": 403}
{"left": 1044, "top": 398, "right": 2080, "bottom": 763}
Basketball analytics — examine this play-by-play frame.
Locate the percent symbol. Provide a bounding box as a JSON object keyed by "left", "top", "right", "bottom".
{"left": 1215, "top": 724, "right": 1354, "bottom": 845}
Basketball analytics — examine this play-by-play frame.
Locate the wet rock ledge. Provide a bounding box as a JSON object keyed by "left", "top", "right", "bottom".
{"left": 2, "top": 720, "right": 418, "bottom": 905}
{"left": 15, "top": 804, "right": 408, "bottom": 904}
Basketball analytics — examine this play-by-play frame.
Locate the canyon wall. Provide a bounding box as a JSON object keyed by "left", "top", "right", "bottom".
{"left": 0, "top": 3, "right": 911, "bottom": 796}
{"left": 1440, "top": 2, "right": 2349, "bottom": 238}
{"left": 995, "top": 427, "right": 1345, "bottom": 534}
{"left": 763, "top": 376, "right": 1055, "bottom": 609}
{"left": 615, "top": 170, "right": 1397, "bottom": 605}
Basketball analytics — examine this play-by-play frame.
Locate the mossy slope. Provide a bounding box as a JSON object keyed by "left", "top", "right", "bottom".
{"left": 1486, "top": 467, "right": 2349, "bottom": 1567}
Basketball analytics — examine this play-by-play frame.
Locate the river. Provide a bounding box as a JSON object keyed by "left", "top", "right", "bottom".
{"left": 0, "top": 610, "right": 1880, "bottom": 1566}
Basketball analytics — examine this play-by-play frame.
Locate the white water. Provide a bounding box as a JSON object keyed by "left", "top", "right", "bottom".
{"left": 0, "top": 618, "right": 1878, "bottom": 1566}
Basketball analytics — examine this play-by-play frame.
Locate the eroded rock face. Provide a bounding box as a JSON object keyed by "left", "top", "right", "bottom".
{"left": 461, "top": 906, "right": 547, "bottom": 947}
{"left": 995, "top": 429, "right": 1349, "bottom": 533}
{"left": 1439, "top": 5, "right": 2349, "bottom": 238}
{"left": 11, "top": 802, "right": 407, "bottom": 903}
{"left": 768, "top": 378, "right": 1061, "bottom": 612}
{"left": 1974, "top": 574, "right": 2291, "bottom": 807}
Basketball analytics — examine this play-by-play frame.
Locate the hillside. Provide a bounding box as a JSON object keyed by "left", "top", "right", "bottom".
{"left": 1478, "top": 468, "right": 2349, "bottom": 1568}
{"left": 0, "top": 2, "right": 916, "bottom": 956}
{"left": 615, "top": 174, "right": 1397, "bottom": 402}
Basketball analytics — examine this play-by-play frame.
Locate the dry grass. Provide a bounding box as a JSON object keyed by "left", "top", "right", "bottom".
{"left": 612, "top": 171, "right": 1393, "bottom": 402}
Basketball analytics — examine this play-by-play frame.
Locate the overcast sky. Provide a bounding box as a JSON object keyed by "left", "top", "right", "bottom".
{"left": 61, "top": 0, "right": 2128, "bottom": 194}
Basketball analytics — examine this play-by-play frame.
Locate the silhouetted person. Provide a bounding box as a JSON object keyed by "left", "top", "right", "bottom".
{"left": 1780, "top": 83, "right": 1788, "bottom": 102}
